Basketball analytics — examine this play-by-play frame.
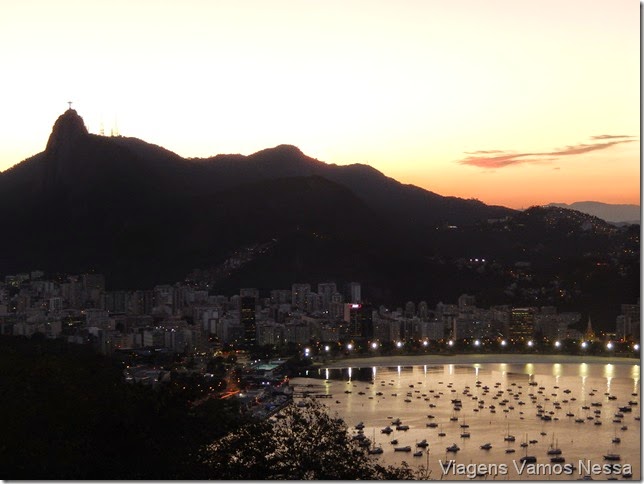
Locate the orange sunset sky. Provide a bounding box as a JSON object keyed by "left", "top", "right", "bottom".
{"left": 1, "top": 0, "right": 639, "bottom": 209}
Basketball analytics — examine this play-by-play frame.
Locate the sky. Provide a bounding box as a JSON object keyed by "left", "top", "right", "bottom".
{"left": 1, "top": 0, "right": 639, "bottom": 209}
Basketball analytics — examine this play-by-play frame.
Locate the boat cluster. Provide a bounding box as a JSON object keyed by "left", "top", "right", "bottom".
{"left": 297, "top": 373, "right": 639, "bottom": 476}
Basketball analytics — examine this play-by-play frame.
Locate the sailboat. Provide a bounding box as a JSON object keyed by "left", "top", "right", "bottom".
{"left": 603, "top": 440, "right": 621, "bottom": 461}
{"left": 520, "top": 434, "right": 536, "bottom": 463}
{"left": 504, "top": 422, "right": 516, "bottom": 442}
{"left": 438, "top": 423, "right": 446, "bottom": 437}
{"left": 546, "top": 434, "right": 562, "bottom": 455}
{"left": 368, "top": 429, "right": 384, "bottom": 454}
{"left": 520, "top": 447, "right": 537, "bottom": 463}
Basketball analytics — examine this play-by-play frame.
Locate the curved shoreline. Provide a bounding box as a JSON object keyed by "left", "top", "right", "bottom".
{"left": 321, "top": 353, "right": 640, "bottom": 369}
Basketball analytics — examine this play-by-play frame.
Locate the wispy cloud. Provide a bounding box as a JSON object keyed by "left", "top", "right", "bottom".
{"left": 590, "top": 134, "right": 635, "bottom": 140}
{"left": 463, "top": 150, "right": 506, "bottom": 155}
{"left": 457, "top": 135, "right": 637, "bottom": 169}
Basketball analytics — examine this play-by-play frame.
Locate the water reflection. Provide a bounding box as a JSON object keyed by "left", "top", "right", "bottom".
{"left": 294, "top": 361, "right": 640, "bottom": 480}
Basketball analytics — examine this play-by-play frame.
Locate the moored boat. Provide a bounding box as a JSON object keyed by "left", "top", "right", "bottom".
{"left": 394, "top": 445, "right": 412, "bottom": 452}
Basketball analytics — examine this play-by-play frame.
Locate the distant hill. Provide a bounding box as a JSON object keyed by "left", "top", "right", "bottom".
{"left": 0, "top": 109, "right": 638, "bottom": 327}
{"left": 546, "top": 201, "right": 640, "bottom": 225}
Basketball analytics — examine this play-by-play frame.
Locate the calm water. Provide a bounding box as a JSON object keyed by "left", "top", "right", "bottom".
{"left": 291, "top": 361, "right": 640, "bottom": 480}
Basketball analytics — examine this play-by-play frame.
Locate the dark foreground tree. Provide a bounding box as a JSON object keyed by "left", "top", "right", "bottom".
{"left": 201, "top": 399, "right": 415, "bottom": 479}
{"left": 0, "top": 336, "right": 243, "bottom": 479}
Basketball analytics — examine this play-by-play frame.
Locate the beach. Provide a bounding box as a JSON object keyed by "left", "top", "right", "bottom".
{"left": 322, "top": 353, "right": 640, "bottom": 369}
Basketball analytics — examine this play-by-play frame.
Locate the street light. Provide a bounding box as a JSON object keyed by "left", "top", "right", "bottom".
{"left": 396, "top": 341, "right": 403, "bottom": 348}
{"left": 500, "top": 340, "right": 507, "bottom": 347}
{"left": 527, "top": 340, "right": 534, "bottom": 348}
{"left": 554, "top": 340, "right": 561, "bottom": 349}
{"left": 371, "top": 342, "right": 379, "bottom": 350}
{"left": 422, "top": 340, "right": 429, "bottom": 347}
{"left": 473, "top": 339, "right": 481, "bottom": 347}
{"left": 347, "top": 343, "right": 354, "bottom": 351}
{"left": 606, "top": 342, "right": 614, "bottom": 350}
{"left": 447, "top": 340, "right": 454, "bottom": 347}
{"left": 304, "top": 347, "right": 311, "bottom": 356}
{"left": 634, "top": 344, "right": 640, "bottom": 351}
{"left": 581, "top": 341, "right": 588, "bottom": 349}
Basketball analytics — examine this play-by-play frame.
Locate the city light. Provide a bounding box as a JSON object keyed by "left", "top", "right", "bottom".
{"left": 554, "top": 340, "right": 561, "bottom": 348}
{"left": 324, "top": 345, "right": 330, "bottom": 352}
{"left": 500, "top": 340, "right": 507, "bottom": 347}
{"left": 473, "top": 339, "right": 481, "bottom": 347}
{"left": 606, "top": 342, "right": 614, "bottom": 350}
{"left": 304, "top": 347, "right": 310, "bottom": 356}
{"left": 396, "top": 341, "right": 403, "bottom": 348}
{"left": 527, "top": 340, "right": 534, "bottom": 347}
{"left": 634, "top": 344, "right": 640, "bottom": 351}
{"left": 422, "top": 340, "right": 429, "bottom": 347}
{"left": 581, "top": 341, "right": 588, "bottom": 349}
{"left": 371, "top": 342, "right": 378, "bottom": 349}
{"left": 347, "top": 343, "right": 354, "bottom": 351}
{"left": 447, "top": 340, "right": 454, "bottom": 347}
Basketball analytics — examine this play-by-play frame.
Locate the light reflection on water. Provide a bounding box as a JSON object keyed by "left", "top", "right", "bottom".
{"left": 292, "top": 362, "right": 640, "bottom": 480}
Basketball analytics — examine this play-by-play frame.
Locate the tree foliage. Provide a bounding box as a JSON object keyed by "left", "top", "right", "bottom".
{"left": 202, "top": 400, "right": 414, "bottom": 480}
{"left": 0, "top": 336, "right": 242, "bottom": 479}
{"left": 0, "top": 336, "right": 416, "bottom": 479}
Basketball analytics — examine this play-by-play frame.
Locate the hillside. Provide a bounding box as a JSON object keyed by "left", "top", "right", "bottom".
{"left": 0, "top": 109, "right": 638, "bottom": 327}
{"left": 546, "top": 201, "right": 640, "bottom": 225}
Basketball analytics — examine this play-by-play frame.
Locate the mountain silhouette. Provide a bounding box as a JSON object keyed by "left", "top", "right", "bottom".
{"left": 0, "top": 109, "right": 638, "bottom": 324}
{"left": 546, "top": 201, "right": 640, "bottom": 225}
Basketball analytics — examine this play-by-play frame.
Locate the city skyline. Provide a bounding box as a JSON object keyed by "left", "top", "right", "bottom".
{"left": 1, "top": 0, "right": 639, "bottom": 209}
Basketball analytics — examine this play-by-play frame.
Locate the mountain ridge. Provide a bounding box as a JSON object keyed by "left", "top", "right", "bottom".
{"left": 546, "top": 201, "right": 640, "bottom": 224}
{"left": 0, "top": 109, "right": 638, "bottom": 327}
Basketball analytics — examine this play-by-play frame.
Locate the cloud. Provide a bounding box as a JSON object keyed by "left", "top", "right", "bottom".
{"left": 463, "top": 150, "right": 506, "bottom": 155}
{"left": 590, "top": 134, "right": 635, "bottom": 140}
{"left": 457, "top": 135, "right": 637, "bottom": 169}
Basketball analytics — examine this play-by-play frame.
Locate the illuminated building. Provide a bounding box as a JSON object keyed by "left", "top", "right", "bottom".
{"left": 507, "top": 307, "right": 535, "bottom": 341}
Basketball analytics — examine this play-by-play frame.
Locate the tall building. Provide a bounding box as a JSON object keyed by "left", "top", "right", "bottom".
{"left": 507, "top": 307, "right": 535, "bottom": 341}
{"left": 347, "top": 282, "right": 361, "bottom": 304}
{"left": 329, "top": 292, "right": 344, "bottom": 320}
{"left": 616, "top": 302, "right": 640, "bottom": 341}
{"left": 240, "top": 293, "right": 257, "bottom": 347}
{"left": 404, "top": 301, "right": 416, "bottom": 318}
{"left": 344, "top": 303, "right": 373, "bottom": 340}
{"left": 317, "top": 282, "right": 337, "bottom": 312}
{"left": 291, "top": 283, "right": 311, "bottom": 310}
{"left": 417, "top": 301, "right": 429, "bottom": 320}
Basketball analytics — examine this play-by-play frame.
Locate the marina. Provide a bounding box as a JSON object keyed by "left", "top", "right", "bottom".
{"left": 291, "top": 359, "right": 640, "bottom": 480}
